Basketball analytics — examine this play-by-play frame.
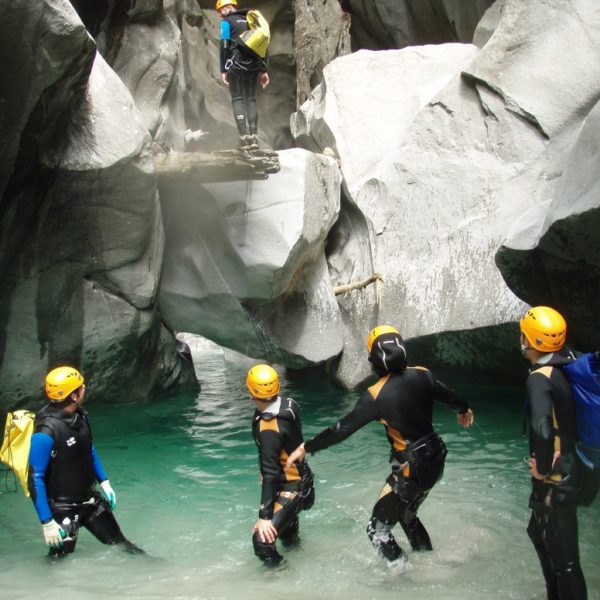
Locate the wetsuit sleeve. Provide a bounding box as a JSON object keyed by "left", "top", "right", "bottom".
{"left": 220, "top": 20, "right": 232, "bottom": 72}
{"left": 92, "top": 446, "right": 108, "bottom": 483}
{"left": 304, "top": 392, "right": 379, "bottom": 454}
{"left": 27, "top": 432, "right": 55, "bottom": 523}
{"left": 257, "top": 428, "right": 283, "bottom": 519}
{"left": 432, "top": 375, "right": 470, "bottom": 413}
{"left": 527, "top": 372, "right": 555, "bottom": 476}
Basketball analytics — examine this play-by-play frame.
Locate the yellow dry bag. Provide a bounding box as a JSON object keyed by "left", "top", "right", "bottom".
{"left": 0, "top": 410, "right": 35, "bottom": 496}
{"left": 239, "top": 9, "right": 270, "bottom": 59}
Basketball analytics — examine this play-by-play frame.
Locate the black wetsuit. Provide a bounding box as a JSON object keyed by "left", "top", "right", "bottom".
{"left": 252, "top": 397, "right": 314, "bottom": 564}
{"left": 526, "top": 350, "right": 587, "bottom": 600}
{"left": 220, "top": 10, "right": 267, "bottom": 137}
{"left": 304, "top": 333, "right": 470, "bottom": 561}
{"left": 28, "top": 404, "right": 139, "bottom": 555}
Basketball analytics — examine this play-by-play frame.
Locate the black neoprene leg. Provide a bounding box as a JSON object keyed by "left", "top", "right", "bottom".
{"left": 528, "top": 511, "right": 559, "bottom": 600}
{"left": 253, "top": 493, "right": 303, "bottom": 565}
{"left": 528, "top": 504, "right": 587, "bottom": 600}
{"left": 397, "top": 487, "right": 432, "bottom": 551}
{"left": 278, "top": 516, "right": 299, "bottom": 547}
{"left": 242, "top": 74, "right": 259, "bottom": 135}
{"left": 83, "top": 498, "right": 144, "bottom": 554}
{"left": 228, "top": 72, "right": 248, "bottom": 136}
{"left": 367, "top": 480, "right": 404, "bottom": 561}
{"left": 252, "top": 531, "right": 283, "bottom": 565}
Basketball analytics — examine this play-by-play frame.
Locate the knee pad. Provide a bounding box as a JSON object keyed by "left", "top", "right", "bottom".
{"left": 252, "top": 532, "right": 283, "bottom": 565}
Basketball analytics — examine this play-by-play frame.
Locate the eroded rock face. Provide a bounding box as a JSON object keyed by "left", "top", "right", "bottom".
{"left": 293, "top": 0, "right": 600, "bottom": 383}
{"left": 158, "top": 148, "right": 344, "bottom": 367}
{"left": 72, "top": 1, "right": 351, "bottom": 151}
{"left": 0, "top": 1, "right": 196, "bottom": 410}
{"left": 293, "top": 0, "right": 352, "bottom": 107}
{"left": 344, "top": 0, "right": 495, "bottom": 50}
{"left": 496, "top": 97, "right": 600, "bottom": 350}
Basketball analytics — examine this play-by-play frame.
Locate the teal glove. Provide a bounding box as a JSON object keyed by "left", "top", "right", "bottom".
{"left": 42, "top": 519, "right": 65, "bottom": 549}
{"left": 100, "top": 480, "right": 117, "bottom": 510}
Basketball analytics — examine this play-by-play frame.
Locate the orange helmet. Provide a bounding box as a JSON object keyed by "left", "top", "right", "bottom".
{"left": 216, "top": 0, "right": 237, "bottom": 10}
{"left": 246, "top": 365, "right": 280, "bottom": 399}
{"left": 520, "top": 306, "right": 567, "bottom": 352}
{"left": 45, "top": 366, "right": 84, "bottom": 401}
{"left": 367, "top": 325, "right": 400, "bottom": 352}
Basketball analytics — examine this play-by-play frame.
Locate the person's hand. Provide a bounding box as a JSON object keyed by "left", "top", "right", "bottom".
{"left": 42, "top": 519, "right": 65, "bottom": 549}
{"left": 253, "top": 518, "right": 277, "bottom": 543}
{"left": 527, "top": 456, "right": 546, "bottom": 480}
{"left": 259, "top": 71, "right": 269, "bottom": 89}
{"left": 285, "top": 443, "right": 306, "bottom": 470}
{"left": 457, "top": 409, "right": 474, "bottom": 428}
{"left": 221, "top": 72, "right": 229, "bottom": 87}
{"left": 100, "top": 480, "right": 117, "bottom": 510}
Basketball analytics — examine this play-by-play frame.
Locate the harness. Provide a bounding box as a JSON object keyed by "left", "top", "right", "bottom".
{"left": 391, "top": 432, "right": 446, "bottom": 470}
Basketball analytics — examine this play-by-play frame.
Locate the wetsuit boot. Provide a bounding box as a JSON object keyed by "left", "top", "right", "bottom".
{"left": 367, "top": 518, "right": 404, "bottom": 561}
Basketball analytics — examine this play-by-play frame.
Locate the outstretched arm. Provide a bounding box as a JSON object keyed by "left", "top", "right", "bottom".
{"left": 286, "top": 443, "right": 306, "bottom": 469}
{"left": 432, "top": 374, "right": 473, "bottom": 426}
{"left": 298, "top": 392, "right": 379, "bottom": 457}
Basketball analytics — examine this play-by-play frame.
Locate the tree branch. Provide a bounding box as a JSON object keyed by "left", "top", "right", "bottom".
{"left": 333, "top": 273, "right": 382, "bottom": 295}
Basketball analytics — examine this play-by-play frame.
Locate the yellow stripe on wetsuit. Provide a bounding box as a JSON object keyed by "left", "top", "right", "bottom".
{"left": 259, "top": 418, "right": 300, "bottom": 482}
{"left": 369, "top": 374, "right": 410, "bottom": 477}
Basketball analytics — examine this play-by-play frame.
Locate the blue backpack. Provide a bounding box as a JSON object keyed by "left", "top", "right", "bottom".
{"left": 560, "top": 351, "right": 600, "bottom": 506}
{"left": 562, "top": 351, "right": 600, "bottom": 469}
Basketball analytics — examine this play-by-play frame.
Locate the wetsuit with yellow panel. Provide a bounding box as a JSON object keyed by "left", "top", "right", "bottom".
{"left": 526, "top": 350, "right": 586, "bottom": 600}
{"left": 252, "top": 396, "right": 314, "bottom": 564}
{"left": 304, "top": 331, "right": 470, "bottom": 561}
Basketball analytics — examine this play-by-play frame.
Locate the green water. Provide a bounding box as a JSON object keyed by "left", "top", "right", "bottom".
{"left": 1, "top": 346, "right": 599, "bottom": 600}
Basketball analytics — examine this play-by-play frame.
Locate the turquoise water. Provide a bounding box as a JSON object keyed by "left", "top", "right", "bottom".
{"left": 1, "top": 344, "right": 599, "bottom": 600}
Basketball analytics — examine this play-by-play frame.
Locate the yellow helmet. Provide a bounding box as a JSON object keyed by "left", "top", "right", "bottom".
{"left": 520, "top": 306, "right": 567, "bottom": 353}
{"left": 45, "top": 366, "right": 84, "bottom": 401}
{"left": 216, "top": 0, "right": 237, "bottom": 10}
{"left": 246, "top": 364, "right": 280, "bottom": 399}
{"left": 367, "top": 325, "right": 400, "bottom": 352}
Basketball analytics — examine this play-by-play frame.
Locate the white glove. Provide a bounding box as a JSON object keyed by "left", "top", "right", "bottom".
{"left": 42, "top": 519, "right": 65, "bottom": 549}
{"left": 100, "top": 480, "right": 117, "bottom": 510}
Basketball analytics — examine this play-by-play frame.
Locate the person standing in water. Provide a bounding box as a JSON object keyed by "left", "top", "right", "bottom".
{"left": 520, "top": 306, "right": 587, "bottom": 599}
{"left": 217, "top": 0, "right": 269, "bottom": 150}
{"left": 28, "top": 366, "right": 142, "bottom": 556}
{"left": 286, "top": 326, "right": 474, "bottom": 562}
{"left": 247, "top": 364, "right": 314, "bottom": 565}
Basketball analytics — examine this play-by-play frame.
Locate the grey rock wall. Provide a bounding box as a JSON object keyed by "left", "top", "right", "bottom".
{"left": 293, "top": 0, "right": 600, "bottom": 384}
{"left": 2, "top": 0, "right": 599, "bottom": 403}
{"left": 344, "top": 0, "right": 495, "bottom": 50}
{"left": 158, "top": 148, "right": 344, "bottom": 368}
{"left": 0, "top": 0, "right": 196, "bottom": 410}
{"left": 496, "top": 96, "right": 600, "bottom": 350}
